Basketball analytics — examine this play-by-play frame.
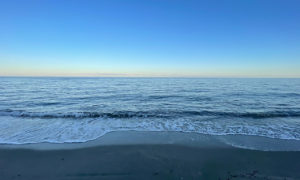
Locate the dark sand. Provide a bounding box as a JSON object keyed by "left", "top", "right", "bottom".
{"left": 1, "top": 143, "right": 300, "bottom": 180}
{"left": 1, "top": 132, "right": 300, "bottom": 180}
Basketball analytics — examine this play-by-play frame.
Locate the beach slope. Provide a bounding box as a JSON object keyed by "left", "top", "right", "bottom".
{"left": 1, "top": 133, "right": 300, "bottom": 180}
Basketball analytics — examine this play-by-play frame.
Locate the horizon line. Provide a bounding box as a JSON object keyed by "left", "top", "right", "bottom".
{"left": 1, "top": 75, "right": 300, "bottom": 79}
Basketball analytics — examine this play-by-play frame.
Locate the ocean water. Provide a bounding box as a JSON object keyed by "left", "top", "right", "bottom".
{"left": 0, "top": 77, "right": 300, "bottom": 144}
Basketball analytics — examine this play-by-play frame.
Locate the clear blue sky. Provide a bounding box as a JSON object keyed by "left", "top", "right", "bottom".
{"left": 0, "top": 0, "right": 300, "bottom": 77}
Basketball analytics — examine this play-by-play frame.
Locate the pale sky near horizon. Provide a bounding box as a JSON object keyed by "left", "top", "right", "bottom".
{"left": 0, "top": 0, "right": 300, "bottom": 77}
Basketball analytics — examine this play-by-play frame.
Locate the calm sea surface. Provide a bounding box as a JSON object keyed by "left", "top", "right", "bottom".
{"left": 0, "top": 77, "right": 300, "bottom": 144}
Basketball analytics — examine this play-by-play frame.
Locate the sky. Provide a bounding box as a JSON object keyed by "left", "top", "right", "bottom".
{"left": 0, "top": 0, "right": 300, "bottom": 77}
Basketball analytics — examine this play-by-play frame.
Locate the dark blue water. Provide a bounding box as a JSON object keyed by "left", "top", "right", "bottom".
{"left": 0, "top": 77, "right": 300, "bottom": 144}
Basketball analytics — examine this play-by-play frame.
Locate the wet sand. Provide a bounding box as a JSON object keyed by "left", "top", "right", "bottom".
{"left": 1, "top": 132, "right": 300, "bottom": 180}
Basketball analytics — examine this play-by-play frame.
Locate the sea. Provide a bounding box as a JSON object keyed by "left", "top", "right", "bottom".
{"left": 0, "top": 77, "right": 300, "bottom": 144}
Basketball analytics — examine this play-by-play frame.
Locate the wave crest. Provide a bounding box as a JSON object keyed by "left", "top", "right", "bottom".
{"left": 1, "top": 109, "right": 300, "bottom": 119}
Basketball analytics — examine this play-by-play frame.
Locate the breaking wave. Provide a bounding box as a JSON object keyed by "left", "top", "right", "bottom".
{"left": 1, "top": 109, "right": 300, "bottom": 119}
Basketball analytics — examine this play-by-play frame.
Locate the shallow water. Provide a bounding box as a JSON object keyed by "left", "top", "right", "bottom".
{"left": 0, "top": 77, "right": 300, "bottom": 144}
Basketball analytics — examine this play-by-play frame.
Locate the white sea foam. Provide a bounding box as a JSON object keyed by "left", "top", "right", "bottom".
{"left": 0, "top": 115, "right": 299, "bottom": 145}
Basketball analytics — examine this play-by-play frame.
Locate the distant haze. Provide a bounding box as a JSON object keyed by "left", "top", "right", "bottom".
{"left": 0, "top": 0, "right": 300, "bottom": 77}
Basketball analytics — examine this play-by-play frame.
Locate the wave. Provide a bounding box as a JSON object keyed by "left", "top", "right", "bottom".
{"left": 1, "top": 114, "right": 300, "bottom": 145}
{"left": 1, "top": 109, "right": 300, "bottom": 119}
{"left": 184, "top": 110, "right": 300, "bottom": 119}
{"left": 0, "top": 109, "right": 170, "bottom": 119}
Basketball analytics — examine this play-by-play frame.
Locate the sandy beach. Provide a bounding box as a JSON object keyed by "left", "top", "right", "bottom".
{"left": 1, "top": 131, "right": 300, "bottom": 180}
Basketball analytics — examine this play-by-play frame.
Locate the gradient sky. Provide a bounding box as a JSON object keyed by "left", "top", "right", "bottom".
{"left": 0, "top": 0, "right": 300, "bottom": 77}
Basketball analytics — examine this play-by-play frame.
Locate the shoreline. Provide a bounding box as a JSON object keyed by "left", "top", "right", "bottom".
{"left": 1, "top": 131, "right": 300, "bottom": 179}
{"left": 0, "top": 131, "right": 230, "bottom": 150}
{"left": 1, "top": 131, "right": 300, "bottom": 151}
